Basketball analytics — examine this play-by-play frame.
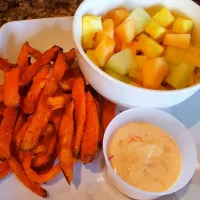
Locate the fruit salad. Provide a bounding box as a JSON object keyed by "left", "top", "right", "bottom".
{"left": 82, "top": 7, "right": 200, "bottom": 90}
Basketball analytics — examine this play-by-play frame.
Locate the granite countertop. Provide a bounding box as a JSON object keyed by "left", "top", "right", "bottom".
{"left": 0, "top": 0, "right": 199, "bottom": 27}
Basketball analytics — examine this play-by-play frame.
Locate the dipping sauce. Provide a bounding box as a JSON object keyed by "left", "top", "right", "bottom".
{"left": 108, "top": 122, "right": 182, "bottom": 192}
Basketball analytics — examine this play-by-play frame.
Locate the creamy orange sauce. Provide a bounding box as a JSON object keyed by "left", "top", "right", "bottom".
{"left": 108, "top": 122, "right": 182, "bottom": 192}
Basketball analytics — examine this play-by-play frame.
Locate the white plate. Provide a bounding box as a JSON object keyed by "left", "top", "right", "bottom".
{"left": 0, "top": 17, "right": 199, "bottom": 200}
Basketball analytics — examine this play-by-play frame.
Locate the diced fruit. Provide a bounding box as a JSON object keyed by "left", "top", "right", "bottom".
{"left": 114, "top": 37, "right": 121, "bottom": 53}
{"left": 121, "top": 41, "right": 142, "bottom": 55}
{"left": 127, "top": 7, "right": 151, "bottom": 35}
{"left": 130, "top": 82, "right": 143, "bottom": 88}
{"left": 104, "top": 68, "right": 132, "bottom": 83}
{"left": 142, "top": 57, "right": 169, "bottom": 89}
{"left": 153, "top": 8, "right": 175, "bottom": 28}
{"left": 164, "top": 46, "right": 185, "bottom": 65}
{"left": 188, "top": 72, "right": 195, "bottom": 86}
{"left": 103, "top": 19, "right": 114, "bottom": 39}
{"left": 145, "top": 19, "right": 166, "bottom": 40}
{"left": 136, "top": 55, "right": 148, "bottom": 70}
{"left": 165, "top": 62, "right": 195, "bottom": 89}
{"left": 86, "top": 50, "right": 99, "bottom": 66}
{"left": 184, "top": 46, "right": 200, "bottom": 67}
{"left": 106, "top": 49, "right": 135, "bottom": 75}
{"left": 94, "top": 31, "right": 105, "bottom": 48}
{"left": 139, "top": 34, "right": 164, "bottom": 58}
{"left": 82, "top": 15, "right": 103, "bottom": 50}
{"left": 115, "top": 19, "right": 135, "bottom": 43}
{"left": 195, "top": 68, "right": 200, "bottom": 83}
{"left": 168, "top": 64, "right": 177, "bottom": 74}
{"left": 159, "top": 85, "right": 168, "bottom": 90}
{"left": 94, "top": 36, "right": 115, "bottom": 67}
{"left": 129, "top": 69, "right": 143, "bottom": 84}
{"left": 172, "top": 17, "right": 194, "bottom": 34}
{"left": 112, "top": 8, "right": 130, "bottom": 26}
{"left": 163, "top": 33, "right": 191, "bottom": 48}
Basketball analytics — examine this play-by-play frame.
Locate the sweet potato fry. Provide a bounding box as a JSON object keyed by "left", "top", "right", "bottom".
{"left": 16, "top": 122, "right": 29, "bottom": 148}
{"left": 23, "top": 152, "right": 61, "bottom": 183}
{"left": 41, "top": 122, "right": 54, "bottom": 137}
{"left": 20, "top": 45, "right": 61, "bottom": 87}
{"left": 47, "top": 94, "right": 71, "bottom": 110}
{"left": 81, "top": 92, "right": 99, "bottom": 164}
{"left": 33, "top": 145, "right": 47, "bottom": 154}
{"left": 0, "top": 57, "right": 11, "bottom": 71}
{"left": 23, "top": 65, "right": 50, "bottom": 114}
{"left": 59, "top": 78, "right": 75, "bottom": 92}
{"left": 64, "top": 48, "right": 76, "bottom": 65}
{"left": 8, "top": 156, "right": 47, "bottom": 197}
{"left": 3, "top": 66, "right": 20, "bottom": 107}
{"left": 0, "top": 160, "right": 11, "bottom": 179}
{"left": 58, "top": 98, "right": 74, "bottom": 184}
{"left": 72, "top": 77, "right": 86, "bottom": 158}
{"left": 17, "top": 42, "right": 29, "bottom": 75}
{"left": 28, "top": 45, "right": 42, "bottom": 60}
{"left": 0, "top": 85, "right": 4, "bottom": 102}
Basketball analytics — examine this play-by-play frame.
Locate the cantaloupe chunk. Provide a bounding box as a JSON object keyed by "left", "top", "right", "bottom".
{"left": 94, "top": 31, "right": 105, "bottom": 48}
{"left": 153, "top": 8, "right": 175, "bottom": 28}
{"left": 184, "top": 46, "right": 200, "bottom": 67}
{"left": 102, "top": 9, "right": 114, "bottom": 20}
{"left": 127, "top": 7, "right": 151, "bottom": 35}
{"left": 94, "top": 36, "right": 115, "bottom": 67}
{"left": 145, "top": 19, "right": 166, "bottom": 40}
{"left": 112, "top": 8, "right": 130, "bottom": 26}
{"left": 195, "top": 68, "right": 200, "bottom": 83}
{"left": 103, "top": 19, "right": 114, "bottom": 39}
{"left": 86, "top": 50, "right": 99, "bottom": 66}
{"left": 172, "top": 17, "right": 194, "bottom": 34}
{"left": 165, "top": 62, "right": 195, "bottom": 89}
{"left": 121, "top": 41, "right": 142, "bottom": 55}
{"left": 82, "top": 15, "right": 103, "bottom": 50}
{"left": 114, "top": 37, "right": 121, "bottom": 53}
{"left": 115, "top": 19, "right": 135, "bottom": 43}
{"left": 142, "top": 57, "right": 169, "bottom": 89}
{"left": 164, "top": 46, "right": 185, "bottom": 65}
{"left": 139, "top": 34, "right": 164, "bottom": 58}
{"left": 163, "top": 33, "right": 191, "bottom": 48}
{"left": 129, "top": 69, "right": 143, "bottom": 84}
{"left": 136, "top": 55, "right": 148, "bottom": 70}
{"left": 130, "top": 82, "right": 144, "bottom": 88}
{"left": 188, "top": 71, "right": 195, "bottom": 86}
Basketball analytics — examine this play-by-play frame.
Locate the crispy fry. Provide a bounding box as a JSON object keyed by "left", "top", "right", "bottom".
{"left": 17, "top": 42, "right": 29, "bottom": 75}
{"left": 72, "top": 77, "right": 86, "bottom": 158}
{"left": 47, "top": 94, "right": 71, "bottom": 110}
{"left": 81, "top": 92, "right": 99, "bottom": 164}
{"left": 59, "top": 78, "right": 75, "bottom": 92}
{"left": 0, "top": 85, "right": 3, "bottom": 102}
{"left": 33, "top": 145, "right": 47, "bottom": 154}
{"left": 23, "top": 65, "right": 50, "bottom": 114}
{"left": 16, "top": 122, "right": 29, "bottom": 148}
{"left": 28, "top": 45, "right": 42, "bottom": 60}
{"left": 20, "top": 46, "right": 61, "bottom": 87}
{"left": 23, "top": 152, "right": 61, "bottom": 183}
{"left": 0, "top": 160, "right": 11, "bottom": 179}
{"left": 8, "top": 156, "right": 47, "bottom": 197}
{"left": 41, "top": 122, "right": 54, "bottom": 137}
{"left": 58, "top": 99, "right": 74, "bottom": 184}
{"left": 3, "top": 66, "right": 20, "bottom": 107}
{"left": 0, "top": 57, "right": 11, "bottom": 71}
{"left": 64, "top": 48, "right": 76, "bottom": 65}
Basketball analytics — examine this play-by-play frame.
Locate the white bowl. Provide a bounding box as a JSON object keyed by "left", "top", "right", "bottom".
{"left": 103, "top": 108, "right": 197, "bottom": 200}
{"left": 73, "top": 0, "right": 200, "bottom": 108}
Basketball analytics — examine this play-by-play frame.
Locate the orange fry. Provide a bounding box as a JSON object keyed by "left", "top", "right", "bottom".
{"left": 17, "top": 42, "right": 29, "bottom": 75}
{"left": 59, "top": 78, "right": 75, "bottom": 92}
{"left": 47, "top": 94, "right": 71, "bottom": 110}
{"left": 0, "top": 57, "right": 11, "bottom": 71}
{"left": 58, "top": 99, "right": 74, "bottom": 184}
{"left": 41, "top": 122, "right": 54, "bottom": 137}
{"left": 16, "top": 122, "right": 29, "bottom": 148}
{"left": 0, "top": 160, "right": 11, "bottom": 179}
{"left": 23, "top": 65, "right": 50, "bottom": 114}
{"left": 20, "top": 45, "right": 60, "bottom": 87}
{"left": 64, "top": 48, "right": 76, "bottom": 65}
{"left": 0, "top": 85, "right": 4, "bottom": 102}
{"left": 23, "top": 152, "right": 61, "bottom": 183}
{"left": 3, "top": 66, "right": 20, "bottom": 107}
{"left": 81, "top": 92, "right": 99, "bottom": 164}
{"left": 8, "top": 157, "right": 47, "bottom": 197}
{"left": 28, "top": 45, "right": 43, "bottom": 60}
{"left": 72, "top": 77, "right": 86, "bottom": 158}
{"left": 33, "top": 145, "right": 47, "bottom": 154}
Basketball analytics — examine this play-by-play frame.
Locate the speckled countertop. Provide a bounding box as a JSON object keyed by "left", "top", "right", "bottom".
{"left": 0, "top": 0, "right": 199, "bottom": 27}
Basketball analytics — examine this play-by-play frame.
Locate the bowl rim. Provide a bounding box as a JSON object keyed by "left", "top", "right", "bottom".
{"left": 102, "top": 107, "right": 197, "bottom": 196}
{"left": 72, "top": 0, "right": 200, "bottom": 94}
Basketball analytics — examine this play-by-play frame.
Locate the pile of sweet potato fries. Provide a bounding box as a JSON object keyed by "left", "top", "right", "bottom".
{"left": 0, "top": 42, "right": 116, "bottom": 197}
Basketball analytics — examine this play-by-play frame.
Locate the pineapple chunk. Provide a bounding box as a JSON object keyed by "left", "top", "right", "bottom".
{"left": 153, "top": 8, "right": 175, "bottom": 28}
{"left": 86, "top": 50, "right": 99, "bottom": 66}
{"left": 94, "top": 31, "right": 105, "bottom": 48}
{"left": 172, "top": 17, "right": 194, "bottom": 34}
{"left": 126, "top": 7, "right": 151, "bottom": 35}
{"left": 164, "top": 46, "right": 185, "bottom": 65}
{"left": 139, "top": 34, "right": 164, "bottom": 58}
{"left": 103, "top": 19, "right": 114, "bottom": 39}
{"left": 165, "top": 62, "right": 195, "bottom": 89}
{"left": 195, "top": 68, "right": 200, "bottom": 83}
{"left": 142, "top": 57, "right": 169, "bottom": 89}
{"left": 188, "top": 72, "right": 195, "bottom": 86}
{"left": 115, "top": 19, "right": 135, "bottom": 43}
{"left": 112, "top": 8, "right": 130, "bottom": 26}
{"left": 94, "top": 36, "right": 115, "bottom": 67}
{"left": 145, "top": 19, "right": 166, "bottom": 40}
{"left": 163, "top": 33, "right": 191, "bottom": 48}
{"left": 129, "top": 69, "right": 143, "bottom": 84}
{"left": 106, "top": 49, "right": 136, "bottom": 75}
{"left": 82, "top": 15, "right": 103, "bottom": 50}
{"left": 136, "top": 55, "right": 148, "bottom": 70}
{"left": 185, "top": 46, "right": 200, "bottom": 68}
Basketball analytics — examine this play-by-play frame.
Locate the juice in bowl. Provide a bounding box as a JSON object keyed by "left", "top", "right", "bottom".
{"left": 103, "top": 108, "right": 197, "bottom": 200}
